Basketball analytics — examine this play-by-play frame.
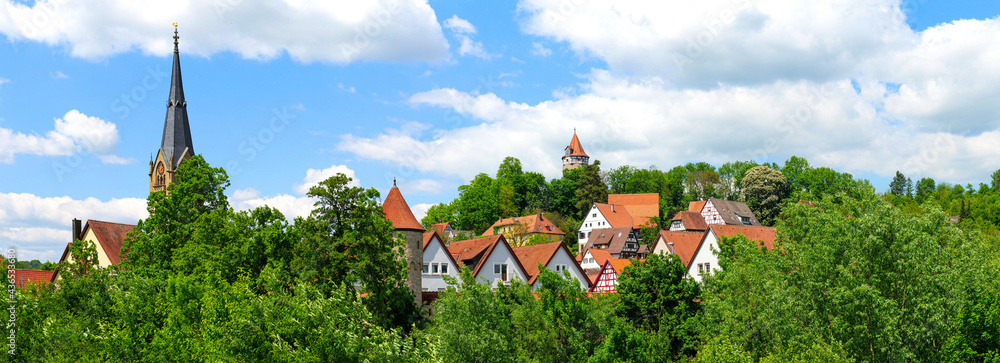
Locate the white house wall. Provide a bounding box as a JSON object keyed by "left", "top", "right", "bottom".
{"left": 577, "top": 205, "right": 610, "bottom": 253}
{"left": 544, "top": 248, "right": 590, "bottom": 291}
{"left": 477, "top": 245, "right": 528, "bottom": 288}
{"left": 422, "top": 237, "right": 459, "bottom": 292}
{"left": 688, "top": 231, "right": 720, "bottom": 283}
{"left": 579, "top": 250, "right": 601, "bottom": 270}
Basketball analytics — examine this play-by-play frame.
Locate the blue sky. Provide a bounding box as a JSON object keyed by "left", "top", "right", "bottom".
{"left": 1, "top": 0, "right": 999, "bottom": 262}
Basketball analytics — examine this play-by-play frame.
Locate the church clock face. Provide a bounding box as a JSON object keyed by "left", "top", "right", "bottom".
{"left": 158, "top": 164, "right": 164, "bottom": 174}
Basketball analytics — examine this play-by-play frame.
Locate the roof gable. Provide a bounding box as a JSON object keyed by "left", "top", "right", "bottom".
{"left": 688, "top": 201, "right": 706, "bottom": 213}
{"left": 382, "top": 186, "right": 425, "bottom": 231}
{"left": 566, "top": 132, "right": 589, "bottom": 157}
{"left": 671, "top": 211, "right": 708, "bottom": 231}
{"left": 448, "top": 235, "right": 528, "bottom": 278}
{"left": 582, "top": 227, "right": 634, "bottom": 255}
{"left": 594, "top": 203, "right": 634, "bottom": 228}
{"left": 482, "top": 213, "right": 565, "bottom": 236}
{"left": 83, "top": 219, "right": 136, "bottom": 265}
{"left": 423, "top": 231, "right": 460, "bottom": 268}
{"left": 706, "top": 198, "right": 761, "bottom": 226}
{"left": 512, "top": 241, "right": 561, "bottom": 284}
{"left": 13, "top": 269, "right": 55, "bottom": 289}
{"left": 652, "top": 230, "right": 706, "bottom": 268}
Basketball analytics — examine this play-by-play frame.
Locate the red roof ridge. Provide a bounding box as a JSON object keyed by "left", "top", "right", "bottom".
{"left": 567, "top": 133, "right": 589, "bottom": 157}
{"left": 382, "top": 186, "right": 425, "bottom": 231}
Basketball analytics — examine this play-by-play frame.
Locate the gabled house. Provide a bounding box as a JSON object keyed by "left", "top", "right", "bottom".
{"left": 689, "top": 198, "right": 761, "bottom": 226}
{"left": 649, "top": 230, "right": 707, "bottom": 270}
{"left": 607, "top": 193, "right": 660, "bottom": 228}
{"left": 430, "top": 222, "right": 473, "bottom": 240}
{"left": 577, "top": 203, "right": 635, "bottom": 252}
{"left": 422, "top": 231, "right": 460, "bottom": 292}
{"left": 482, "top": 213, "right": 565, "bottom": 247}
{"left": 576, "top": 248, "right": 614, "bottom": 284}
{"left": 53, "top": 219, "right": 135, "bottom": 281}
{"left": 512, "top": 241, "right": 591, "bottom": 291}
{"left": 447, "top": 235, "right": 529, "bottom": 288}
{"left": 669, "top": 211, "right": 709, "bottom": 232}
{"left": 686, "top": 225, "right": 775, "bottom": 282}
{"left": 581, "top": 227, "right": 643, "bottom": 259}
{"left": 589, "top": 258, "right": 632, "bottom": 293}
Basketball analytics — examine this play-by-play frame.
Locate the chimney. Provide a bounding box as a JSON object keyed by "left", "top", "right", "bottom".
{"left": 611, "top": 205, "right": 615, "bottom": 212}
{"left": 72, "top": 218, "right": 82, "bottom": 242}
{"left": 667, "top": 242, "right": 675, "bottom": 254}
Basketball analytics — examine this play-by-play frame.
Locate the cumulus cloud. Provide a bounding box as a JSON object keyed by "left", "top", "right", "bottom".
{"left": 293, "top": 165, "right": 360, "bottom": 195}
{"left": 443, "top": 15, "right": 493, "bottom": 59}
{"left": 0, "top": 0, "right": 449, "bottom": 63}
{"left": 232, "top": 165, "right": 362, "bottom": 221}
{"left": 0, "top": 192, "right": 148, "bottom": 262}
{"left": 410, "top": 203, "right": 434, "bottom": 223}
{"left": 0, "top": 110, "right": 132, "bottom": 164}
{"left": 530, "top": 42, "right": 552, "bottom": 57}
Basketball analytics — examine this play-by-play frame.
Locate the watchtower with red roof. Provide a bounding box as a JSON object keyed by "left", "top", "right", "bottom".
{"left": 562, "top": 130, "right": 590, "bottom": 171}
{"left": 382, "top": 180, "right": 425, "bottom": 306}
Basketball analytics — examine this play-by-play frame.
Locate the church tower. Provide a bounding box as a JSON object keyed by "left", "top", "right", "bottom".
{"left": 562, "top": 130, "right": 590, "bottom": 171}
{"left": 150, "top": 24, "right": 195, "bottom": 194}
{"left": 381, "top": 180, "right": 425, "bottom": 306}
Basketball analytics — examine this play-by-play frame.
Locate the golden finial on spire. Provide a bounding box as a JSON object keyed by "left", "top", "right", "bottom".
{"left": 172, "top": 23, "right": 179, "bottom": 54}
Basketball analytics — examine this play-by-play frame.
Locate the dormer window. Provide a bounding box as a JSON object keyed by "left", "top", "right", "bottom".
{"left": 740, "top": 216, "right": 751, "bottom": 225}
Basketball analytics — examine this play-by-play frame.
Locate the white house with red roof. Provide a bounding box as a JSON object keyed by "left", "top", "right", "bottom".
{"left": 421, "top": 231, "right": 460, "bottom": 292}
{"left": 447, "top": 235, "right": 529, "bottom": 288}
{"left": 577, "top": 202, "right": 634, "bottom": 253}
{"left": 686, "top": 225, "right": 776, "bottom": 282}
{"left": 512, "top": 241, "right": 590, "bottom": 291}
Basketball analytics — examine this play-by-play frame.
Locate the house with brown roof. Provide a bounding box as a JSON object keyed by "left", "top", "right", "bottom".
{"left": 422, "top": 231, "right": 460, "bottom": 292}
{"left": 447, "top": 235, "right": 529, "bottom": 288}
{"left": 607, "top": 193, "right": 660, "bottom": 228}
{"left": 649, "top": 230, "right": 707, "bottom": 270}
{"left": 53, "top": 219, "right": 136, "bottom": 281}
{"left": 482, "top": 213, "right": 565, "bottom": 247}
{"left": 430, "top": 222, "right": 473, "bottom": 240}
{"left": 577, "top": 202, "right": 636, "bottom": 253}
{"left": 12, "top": 269, "right": 56, "bottom": 289}
{"left": 689, "top": 198, "right": 761, "bottom": 227}
{"left": 590, "top": 258, "right": 632, "bottom": 293}
{"left": 580, "top": 227, "right": 643, "bottom": 259}
{"left": 512, "top": 241, "right": 590, "bottom": 291}
{"left": 669, "top": 211, "right": 709, "bottom": 232}
{"left": 687, "top": 225, "right": 775, "bottom": 282}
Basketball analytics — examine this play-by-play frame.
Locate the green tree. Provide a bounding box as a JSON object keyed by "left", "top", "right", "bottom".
{"left": 420, "top": 202, "right": 457, "bottom": 227}
{"left": 662, "top": 166, "right": 689, "bottom": 211}
{"left": 740, "top": 166, "right": 789, "bottom": 226}
{"left": 889, "top": 170, "right": 908, "bottom": 196}
{"left": 781, "top": 156, "right": 811, "bottom": 193}
{"left": 455, "top": 173, "right": 501, "bottom": 233}
{"left": 719, "top": 160, "right": 761, "bottom": 200}
{"left": 616, "top": 253, "right": 702, "bottom": 360}
{"left": 916, "top": 177, "right": 936, "bottom": 203}
{"left": 575, "top": 161, "right": 608, "bottom": 218}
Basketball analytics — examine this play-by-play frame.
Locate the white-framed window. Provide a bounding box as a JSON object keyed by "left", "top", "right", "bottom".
{"left": 705, "top": 262, "right": 711, "bottom": 273}
{"left": 438, "top": 288, "right": 445, "bottom": 292}
{"left": 422, "top": 263, "right": 429, "bottom": 274}
{"left": 593, "top": 213, "right": 597, "bottom": 218}
{"left": 432, "top": 263, "right": 439, "bottom": 274}
{"left": 697, "top": 263, "right": 704, "bottom": 274}
{"left": 422, "top": 287, "right": 429, "bottom": 291}
{"left": 579, "top": 232, "right": 585, "bottom": 239}
{"left": 441, "top": 264, "right": 449, "bottom": 274}
{"left": 494, "top": 263, "right": 509, "bottom": 282}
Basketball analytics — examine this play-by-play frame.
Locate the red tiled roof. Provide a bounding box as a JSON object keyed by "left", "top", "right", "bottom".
{"left": 13, "top": 269, "right": 55, "bottom": 289}
{"left": 423, "top": 231, "right": 461, "bottom": 271}
{"left": 608, "top": 258, "right": 632, "bottom": 276}
{"left": 653, "top": 230, "right": 707, "bottom": 268}
{"left": 84, "top": 220, "right": 136, "bottom": 265}
{"left": 512, "top": 241, "right": 563, "bottom": 285}
{"left": 671, "top": 211, "right": 708, "bottom": 231}
{"left": 594, "top": 203, "right": 634, "bottom": 228}
{"left": 583, "top": 227, "right": 633, "bottom": 256}
{"left": 688, "top": 201, "right": 706, "bottom": 212}
{"left": 430, "top": 222, "right": 450, "bottom": 235}
{"left": 710, "top": 225, "right": 776, "bottom": 250}
{"left": 608, "top": 193, "right": 658, "bottom": 208}
{"left": 422, "top": 231, "right": 437, "bottom": 249}
{"left": 382, "top": 186, "right": 425, "bottom": 231}
{"left": 481, "top": 213, "right": 565, "bottom": 236}
{"left": 447, "top": 235, "right": 529, "bottom": 278}
{"left": 567, "top": 133, "right": 588, "bottom": 157}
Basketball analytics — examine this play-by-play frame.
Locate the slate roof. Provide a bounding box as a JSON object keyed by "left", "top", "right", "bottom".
{"left": 12, "top": 269, "right": 55, "bottom": 289}
{"left": 160, "top": 27, "right": 193, "bottom": 170}
{"left": 671, "top": 211, "right": 709, "bottom": 231}
{"left": 652, "top": 230, "right": 707, "bottom": 268}
{"left": 382, "top": 186, "right": 425, "bottom": 231}
{"left": 582, "top": 227, "right": 633, "bottom": 256}
{"left": 706, "top": 198, "right": 761, "bottom": 226}
{"left": 566, "top": 132, "right": 588, "bottom": 157}
{"left": 594, "top": 203, "right": 634, "bottom": 228}
{"left": 482, "top": 213, "right": 564, "bottom": 236}
{"left": 83, "top": 219, "right": 136, "bottom": 265}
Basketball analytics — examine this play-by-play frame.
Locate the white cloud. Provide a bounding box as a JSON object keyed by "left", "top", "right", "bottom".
{"left": 0, "top": 192, "right": 148, "bottom": 262}
{"left": 530, "top": 42, "right": 551, "bottom": 57}
{"left": 443, "top": 15, "right": 493, "bottom": 59}
{"left": 293, "top": 165, "right": 360, "bottom": 195}
{"left": 411, "top": 203, "right": 434, "bottom": 223}
{"left": 50, "top": 70, "right": 68, "bottom": 79}
{"left": 338, "top": 83, "right": 356, "bottom": 93}
{"left": 0, "top": 110, "right": 131, "bottom": 164}
{"left": 0, "top": 0, "right": 449, "bottom": 63}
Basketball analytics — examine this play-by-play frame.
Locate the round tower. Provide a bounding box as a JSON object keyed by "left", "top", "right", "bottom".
{"left": 562, "top": 130, "right": 590, "bottom": 170}
{"left": 381, "top": 180, "right": 425, "bottom": 306}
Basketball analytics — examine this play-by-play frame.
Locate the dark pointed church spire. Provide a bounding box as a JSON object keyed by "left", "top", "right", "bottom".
{"left": 160, "top": 23, "right": 193, "bottom": 169}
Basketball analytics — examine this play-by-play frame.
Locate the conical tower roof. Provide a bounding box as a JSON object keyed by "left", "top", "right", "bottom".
{"left": 567, "top": 132, "right": 588, "bottom": 157}
{"left": 382, "top": 182, "right": 425, "bottom": 231}
{"left": 160, "top": 24, "right": 193, "bottom": 169}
